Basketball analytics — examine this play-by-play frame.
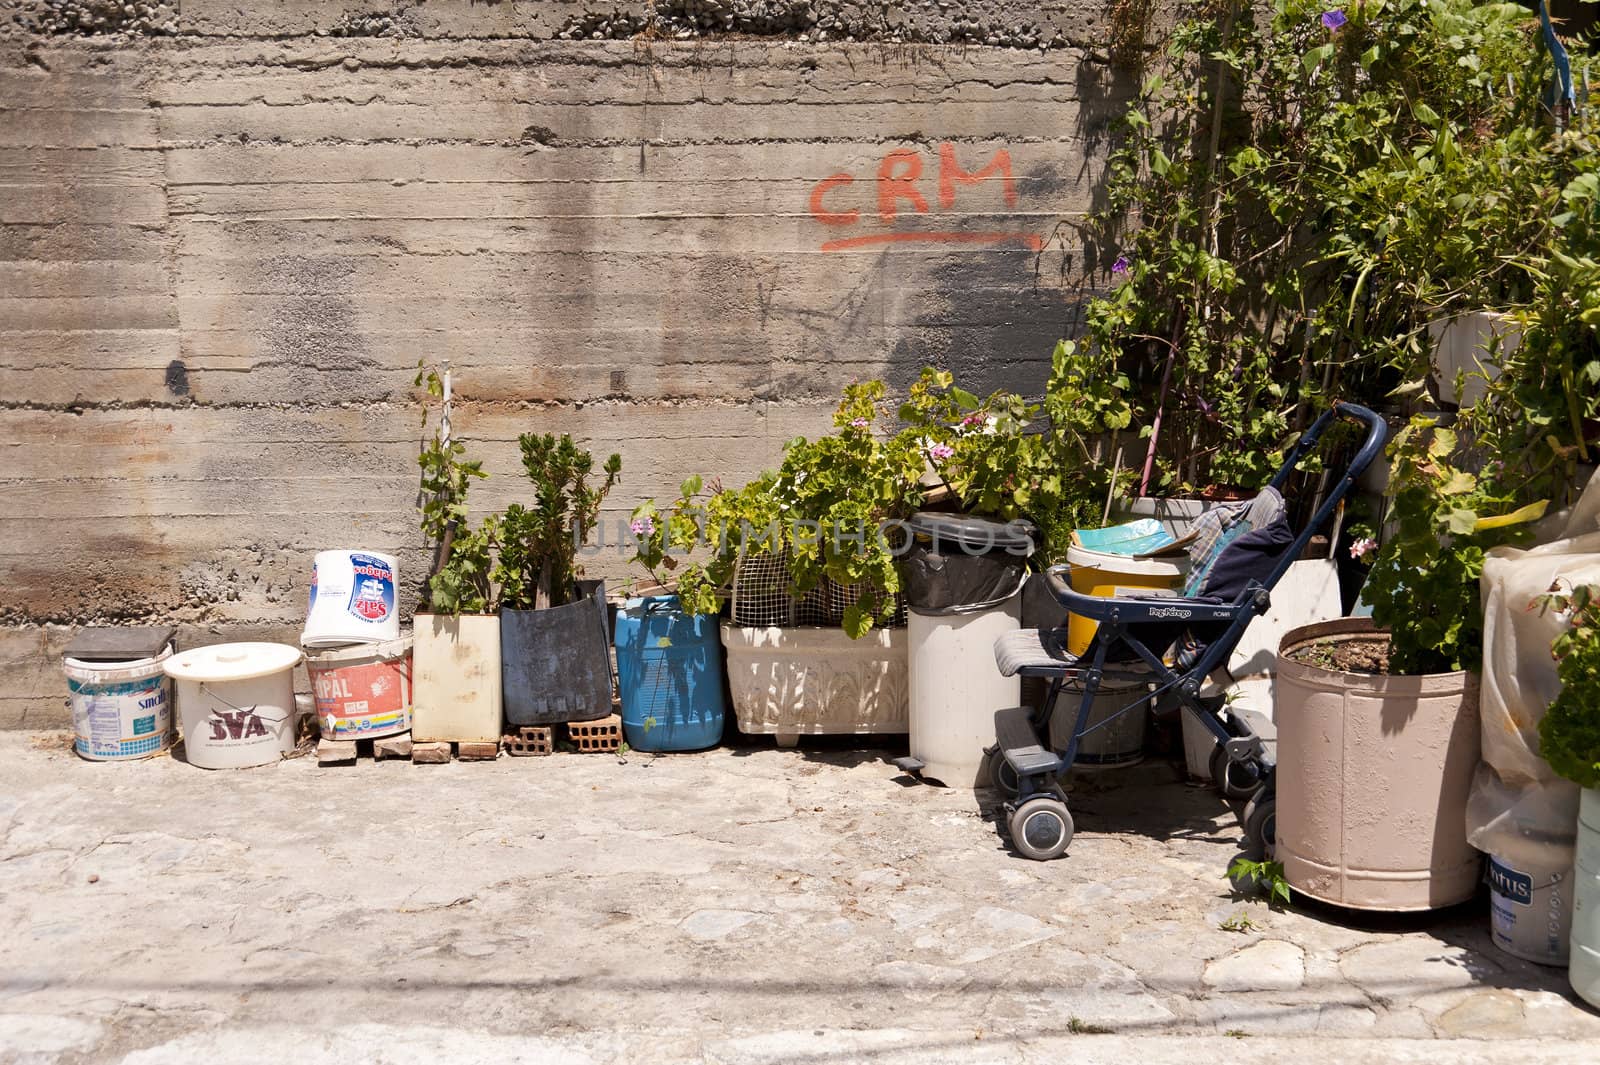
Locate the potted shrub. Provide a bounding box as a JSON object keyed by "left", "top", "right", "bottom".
{"left": 496, "top": 433, "right": 620, "bottom": 727}
{"left": 410, "top": 364, "right": 502, "bottom": 744}
{"left": 1537, "top": 582, "right": 1600, "bottom": 1006}
{"left": 1272, "top": 416, "right": 1547, "bottom": 910}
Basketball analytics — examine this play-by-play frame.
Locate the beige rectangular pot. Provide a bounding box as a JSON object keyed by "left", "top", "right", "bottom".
{"left": 411, "top": 612, "right": 502, "bottom": 743}
{"left": 720, "top": 624, "right": 907, "bottom": 746}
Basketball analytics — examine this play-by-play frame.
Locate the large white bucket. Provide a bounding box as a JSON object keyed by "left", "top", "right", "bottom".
{"left": 1488, "top": 834, "right": 1575, "bottom": 966}
{"left": 64, "top": 646, "right": 175, "bottom": 761}
{"left": 1571, "top": 788, "right": 1600, "bottom": 1008}
{"left": 164, "top": 643, "right": 303, "bottom": 769}
{"left": 908, "top": 597, "right": 1021, "bottom": 788}
{"left": 302, "top": 549, "right": 401, "bottom": 648}
{"left": 305, "top": 636, "right": 412, "bottom": 741}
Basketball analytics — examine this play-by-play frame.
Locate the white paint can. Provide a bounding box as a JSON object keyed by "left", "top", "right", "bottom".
{"left": 1488, "top": 835, "right": 1575, "bottom": 966}
{"left": 302, "top": 549, "right": 401, "bottom": 648}
{"left": 305, "top": 635, "right": 413, "bottom": 740}
{"left": 64, "top": 645, "right": 175, "bottom": 761}
{"left": 164, "top": 643, "right": 303, "bottom": 770}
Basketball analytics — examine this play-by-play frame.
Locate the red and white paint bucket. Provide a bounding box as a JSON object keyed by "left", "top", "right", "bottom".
{"left": 302, "top": 549, "right": 401, "bottom": 648}
{"left": 163, "top": 643, "right": 303, "bottom": 769}
{"left": 305, "top": 636, "right": 413, "bottom": 741}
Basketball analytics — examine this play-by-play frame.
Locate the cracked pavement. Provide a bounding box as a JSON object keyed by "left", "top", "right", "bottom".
{"left": 1, "top": 731, "right": 1597, "bottom": 1063}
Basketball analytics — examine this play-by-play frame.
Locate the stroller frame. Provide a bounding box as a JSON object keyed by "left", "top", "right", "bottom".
{"left": 989, "top": 401, "right": 1388, "bottom": 860}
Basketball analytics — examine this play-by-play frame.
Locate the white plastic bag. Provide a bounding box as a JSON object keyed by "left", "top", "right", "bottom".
{"left": 1467, "top": 475, "right": 1600, "bottom": 851}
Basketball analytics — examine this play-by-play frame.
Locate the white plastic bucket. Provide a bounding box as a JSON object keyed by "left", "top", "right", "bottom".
{"left": 302, "top": 549, "right": 401, "bottom": 648}
{"left": 64, "top": 646, "right": 175, "bottom": 761}
{"left": 164, "top": 643, "right": 303, "bottom": 769}
{"left": 908, "top": 596, "right": 1021, "bottom": 788}
{"left": 305, "top": 636, "right": 412, "bottom": 740}
{"left": 1487, "top": 835, "right": 1575, "bottom": 966}
{"left": 1049, "top": 680, "right": 1150, "bottom": 769}
{"left": 1570, "top": 788, "right": 1600, "bottom": 1007}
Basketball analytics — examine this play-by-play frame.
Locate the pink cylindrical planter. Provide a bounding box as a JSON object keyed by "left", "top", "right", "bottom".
{"left": 1275, "top": 618, "right": 1482, "bottom": 911}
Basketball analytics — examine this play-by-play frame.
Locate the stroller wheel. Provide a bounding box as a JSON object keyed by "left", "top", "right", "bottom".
{"left": 1008, "top": 796, "right": 1074, "bottom": 861}
{"left": 1243, "top": 791, "right": 1277, "bottom": 858}
{"left": 986, "top": 747, "right": 1021, "bottom": 797}
{"left": 1210, "top": 744, "right": 1262, "bottom": 800}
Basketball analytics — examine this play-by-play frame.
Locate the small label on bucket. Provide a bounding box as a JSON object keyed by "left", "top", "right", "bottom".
{"left": 1489, "top": 857, "right": 1533, "bottom": 906}
{"left": 346, "top": 553, "right": 394, "bottom": 624}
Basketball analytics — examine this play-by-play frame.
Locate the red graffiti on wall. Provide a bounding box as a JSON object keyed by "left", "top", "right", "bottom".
{"left": 807, "top": 143, "right": 1042, "bottom": 252}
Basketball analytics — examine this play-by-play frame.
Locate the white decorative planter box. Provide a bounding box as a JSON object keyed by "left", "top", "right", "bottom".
{"left": 720, "top": 624, "right": 908, "bottom": 745}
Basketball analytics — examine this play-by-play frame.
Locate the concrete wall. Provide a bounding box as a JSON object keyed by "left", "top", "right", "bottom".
{"left": 0, "top": 1, "right": 1133, "bottom": 726}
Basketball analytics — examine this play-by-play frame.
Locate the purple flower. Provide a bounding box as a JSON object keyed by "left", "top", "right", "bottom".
{"left": 629, "top": 515, "right": 656, "bottom": 538}
{"left": 1111, "top": 255, "right": 1131, "bottom": 276}
{"left": 1321, "top": 9, "right": 1347, "bottom": 31}
{"left": 850, "top": 417, "right": 870, "bottom": 430}
{"left": 928, "top": 443, "right": 955, "bottom": 462}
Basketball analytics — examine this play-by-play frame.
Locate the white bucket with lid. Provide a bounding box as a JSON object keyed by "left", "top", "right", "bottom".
{"left": 302, "top": 549, "right": 401, "bottom": 648}
{"left": 164, "top": 643, "right": 303, "bottom": 769}
{"left": 64, "top": 646, "right": 175, "bottom": 761}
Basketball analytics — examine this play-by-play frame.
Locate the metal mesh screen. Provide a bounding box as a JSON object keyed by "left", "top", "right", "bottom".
{"left": 732, "top": 548, "right": 904, "bottom": 629}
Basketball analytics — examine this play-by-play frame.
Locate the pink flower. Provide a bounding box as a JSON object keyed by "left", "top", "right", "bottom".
{"left": 850, "top": 417, "right": 870, "bottom": 430}
{"left": 928, "top": 443, "right": 955, "bottom": 462}
{"left": 961, "top": 413, "right": 986, "bottom": 427}
{"left": 1349, "top": 537, "right": 1377, "bottom": 561}
{"left": 630, "top": 516, "right": 656, "bottom": 538}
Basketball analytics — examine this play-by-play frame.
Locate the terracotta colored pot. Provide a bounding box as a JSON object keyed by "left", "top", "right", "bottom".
{"left": 1275, "top": 617, "right": 1482, "bottom": 911}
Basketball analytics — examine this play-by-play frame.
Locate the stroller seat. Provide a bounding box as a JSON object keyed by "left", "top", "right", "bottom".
{"left": 994, "top": 627, "right": 1078, "bottom": 677}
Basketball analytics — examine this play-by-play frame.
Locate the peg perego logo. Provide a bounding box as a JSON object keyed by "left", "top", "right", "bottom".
{"left": 1147, "top": 606, "right": 1193, "bottom": 620}
{"left": 1488, "top": 857, "right": 1533, "bottom": 906}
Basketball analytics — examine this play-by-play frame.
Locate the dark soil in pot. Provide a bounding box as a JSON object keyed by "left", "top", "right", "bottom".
{"left": 1285, "top": 633, "right": 1393, "bottom": 675}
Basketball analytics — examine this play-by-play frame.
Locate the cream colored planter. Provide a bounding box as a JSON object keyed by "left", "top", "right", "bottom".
{"left": 1427, "top": 310, "right": 1520, "bottom": 407}
{"left": 1573, "top": 788, "right": 1600, "bottom": 1008}
{"left": 411, "top": 612, "right": 502, "bottom": 743}
{"left": 721, "top": 624, "right": 908, "bottom": 744}
{"left": 1275, "top": 618, "right": 1481, "bottom": 911}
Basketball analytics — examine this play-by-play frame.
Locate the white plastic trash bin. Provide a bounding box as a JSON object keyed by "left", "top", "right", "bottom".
{"left": 901, "top": 512, "right": 1035, "bottom": 788}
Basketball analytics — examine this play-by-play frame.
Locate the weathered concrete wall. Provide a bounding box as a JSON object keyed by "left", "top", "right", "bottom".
{"left": 0, "top": 1, "right": 1133, "bottom": 726}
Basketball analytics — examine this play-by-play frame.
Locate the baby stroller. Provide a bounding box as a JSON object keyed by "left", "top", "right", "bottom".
{"left": 986, "top": 401, "right": 1387, "bottom": 860}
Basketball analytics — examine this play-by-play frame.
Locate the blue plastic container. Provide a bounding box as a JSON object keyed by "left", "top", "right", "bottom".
{"left": 614, "top": 595, "right": 726, "bottom": 752}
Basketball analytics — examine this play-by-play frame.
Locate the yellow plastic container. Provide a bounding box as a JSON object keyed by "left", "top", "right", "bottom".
{"left": 1063, "top": 544, "right": 1187, "bottom": 655}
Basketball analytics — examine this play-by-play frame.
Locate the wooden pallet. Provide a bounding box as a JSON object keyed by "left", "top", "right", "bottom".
{"left": 566, "top": 714, "right": 624, "bottom": 754}
{"left": 503, "top": 726, "right": 556, "bottom": 757}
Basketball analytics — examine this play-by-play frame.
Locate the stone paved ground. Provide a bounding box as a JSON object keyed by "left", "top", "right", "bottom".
{"left": 2, "top": 730, "right": 1597, "bottom": 1064}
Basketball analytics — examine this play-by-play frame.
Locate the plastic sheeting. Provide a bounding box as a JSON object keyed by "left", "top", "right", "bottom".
{"left": 1467, "top": 474, "right": 1600, "bottom": 853}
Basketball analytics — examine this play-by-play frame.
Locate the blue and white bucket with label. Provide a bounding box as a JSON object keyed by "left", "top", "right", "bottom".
{"left": 302, "top": 549, "right": 401, "bottom": 648}
{"left": 64, "top": 645, "right": 175, "bottom": 761}
{"left": 1488, "top": 836, "right": 1575, "bottom": 966}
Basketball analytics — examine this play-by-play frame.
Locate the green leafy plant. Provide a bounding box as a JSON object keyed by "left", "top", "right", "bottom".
{"left": 1227, "top": 856, "right": 1291, "bottom": 907}
{"left": 1538, "top": 583, "right": 1600, "bottom": 790}
{"left": 415, "top": 361, "right": 493, "bottom": 615}
{"left": 1363, "top": 416, "right": 1548, "bottom": 674}
{"left": 497, "top": 434, "right": 621, "bottom": 610}
{"left": 1087, "top": 0, "right": 1541, "bottom": 492}
{"left": 1218, "top": 912, "right": 1258, "bottom": 933}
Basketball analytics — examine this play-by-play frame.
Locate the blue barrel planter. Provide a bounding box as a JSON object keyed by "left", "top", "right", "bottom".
{"left": 614, "top": 595, "right": 726, "bottom": 752}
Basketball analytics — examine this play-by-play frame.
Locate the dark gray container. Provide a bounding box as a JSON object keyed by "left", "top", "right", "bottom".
{"left": 501, "top": 579, "right": 614, "bottom": 726}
